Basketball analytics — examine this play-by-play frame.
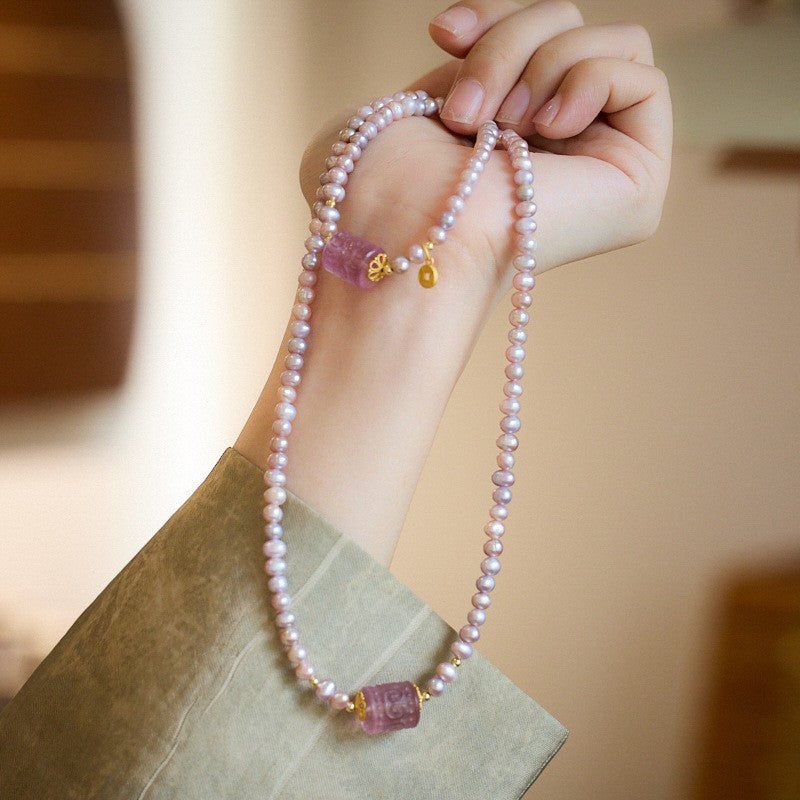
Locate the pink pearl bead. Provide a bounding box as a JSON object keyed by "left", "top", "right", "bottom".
{"left": 298, "top": 271, "right": 317, "bottom": 288}
{"left": 271, "top": 592, "right": 292, "bottom": 611}
{"left": 513, "top": 291, "right": 533, "bottom": 309}
{"left": 427, "top": 677, "right": 446, "bottom": 697}
{"left": 510, "top": 309, "right": 530, "bottom": 326}
{"left": 275, "top": 402, "right": 297, "bottom": 421}
{"left": 516, "top": 185, "right": 534, "bottom": 201}
{"left": 280, "top": 370, "right": 301, "bottom": 387}
{"left": 500, "top": 415, "right": 521, "bottom": 434}
{"left": 267, "top": 453, "right": 288, "bottom": 470}
{"left": 516, "top": 200, "right": 537, "bottom": 216}
{"left": 285, "top": 354, "right": 303, "bottom": 371}
{"left": 476, "top": 575, "right": 495, "bottom": 592}
{"left": 262, "top": 504, "right": 283, "bottom": 523}
{"left": 292, "top": 302, "right": 310, "bottom": 320}
{"left": 264, "top": 521, "right": 283, "bottom": 539}
{"left": 290, "top": 320, "right": 311, "bottom": 338}
{"left": 428, "top": 225, "right": 446, "bottom": 244}
{"left": 490, "top": 503, "right": 508, "bottom": 521}
{"left": 504, "top": 380, "right": 523, "bottom": 397}
{"left": 436, "top": 662, "right": 458, "bottom": 683}
{"left": 287, "top": 644, "right": 307, "bottom": 665}
{"left": 472, "top": 592, "right": 492, "bottom": 610}
{"left": 500, "top": 398, "right": 520, "bottom": 416}
{"left": 275, "top": 611, "right": 295, "bottom": 628}
{"left": 484, "top": 520, "right": 505, "bottom": 538}
{"left": 315, "top": 679, "right": 336, "bottom": 700}
{"left": 266, "top": 557, "right": 287, "bottom": 576}
{"left": 496, "top": 433, "right": 519, "bottom": 451}
{"left": 492, "top": 469, "right": 515, "bottom": 486}
{"left": 263, "top": 538, "right": 287, "bottom": 557}
{"left": 506, "top": 344, "right": 526, "bottom": 362}
{"left": 265, "top": 469, "right": 287, "bottom": 488}
{"left": 279, "top": 626, "right": 298, "bottom": 645}
{"left": 295, "top": 661, "right": 315, "bottom": 680}
{"left": 483, "top": 539, "right": 503, "bottom": 557}
{"left": 331, "top": 693, "right": 351, "bottom": 710}
{"left": 277, "top": 386, "right": 297, "bottom": 403}
{"left": 513, "top": 272, "right": 535, "bottom": 291}
{"left": 515, "top": 217, "right": 537, "bottom": 234}
{"left": 305, "top": 234, "right": 325, "bottom": 252}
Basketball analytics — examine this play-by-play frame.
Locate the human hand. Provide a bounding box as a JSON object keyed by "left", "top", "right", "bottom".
{"left": 299, "top": 0, "right": 671, "bottom": 302}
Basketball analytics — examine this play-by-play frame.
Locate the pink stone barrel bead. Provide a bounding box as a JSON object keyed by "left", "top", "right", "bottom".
{"left": 356, "top": 681, "right": 421, "bottom": 734}
{"left": 321, "top": 231, "right": 385, "bottom": 289}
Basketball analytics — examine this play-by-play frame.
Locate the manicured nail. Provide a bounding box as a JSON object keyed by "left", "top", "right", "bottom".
{"left": 441, "top": 77, "right": 484, "bottom": 124}
{"left": 532, "top": 94, "right": 562, "bottom": 127}
{"left": 496, "top": 82, "right": 531, "bottom": 125}
{"left": 431, "top": 5, "right": 478, "bottom": 37}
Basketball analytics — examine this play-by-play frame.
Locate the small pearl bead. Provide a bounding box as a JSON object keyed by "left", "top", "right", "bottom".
{"left": 281, "top": 370, "right": 301, "bottom": 387}
{"left": 484, "top": 520, "right": 505, "bottom": 538}
{"left": 295, "top": 661, "right": 315, "bottom": 680}
{"left": 506, "top": 344, "right": 526, "bottom": 362}
{"left": 427, "top": 677, "right": 446, "bottom": 697}
{"left": 481, "top": 557, "right": 502, "bottom": 577}
{"left": 263, "top": 538, "right": 287, "bottom": 557}
{"left": 516, "top": 185, "right": 534, "bottom": 201}
{"left": 279, "top": 626, "right": 298, "bottom": 645}
{"left": 318, "top": 205, "right": 340, "bottom": 222}
{"left": 266, "top": 557, "right": 287, "bottom": 576}
{"left": 492, "top": 469, "right": 515, "bottom": 486}
{"left": 456, "top": 181, "right": 472, "bottom": 197}
{"left": 436, "top": 662, "right": 458, "bottom": 683}
{"left": 428, "top": 225, "right": 446, "bottom": 244}
{"left": 331, "top": 692, "right": 351, "bottom": 710}
{"left": 460, "top": 625, "right": 480, "bottom": 643}
{"left": 292, "top": 303, "right": 310, "bottom": 321}
{"left": 476, "top": 575, "right": 495, "bottom": 592}
{"left": 265, "top": 469, "right": 287, "bottom": 487}
{"left": 275, "top": 611, "right": 295, "bottom": 628}
{"left": 514, "top": 169, "right": 533, "bottom": 185}
{"left": 267, "top": 456, "right": 288, "bottom": 475}
{"left": 408, "top": 244, "right": 425, "bottom": 264}
{"left": 322, "top": 184, "right": 344, "bottom": 202}
{"left": 468, "top": 609, "right": 487, "bottom": 626}
{"left": 305, "top": 235, "right": 325, "bottom": 252}
{"left": 265, "top": 486, "right": 287, "bottom": 505}
{"left": 517, "top": 234, "right": 537, "bottom": 251}
{"left": 500, "top": 398, "right": 520, "bottom": 415}
{"left": 510, "top": 309, "right": 530, "bottom": 327}
{"left": 496, "top": 433, "right": 519, "bottom": 451}
{"left": 513, "top": 272, "right": 535, "bottom": 291}
{"left": 508, "top": 328, "right": 527, "bottom": 344}
{"left": 493, "top": 487, "right": 512, "bottom": 504}
{"left": 392, "top": 256, "right": 410, "bottom": 273}
{"left": 483, "top": 539, "right": 503, "bottom": 557}
{"left": 490, "top": 503, "right": 509, "bottom": 521}
{"left": 284, "top": 354, "right": 303, "bottom": 371}
{"left": 270, "top": 436, "right": 288, "bottom": 453}
{"left": 448, "top": 195, "right": 465, "bottom": 213}
{"left": 515, "top": 217, "right": 537, "bottom": 234}
{"left": 302, "top": 252, "right": 318, "bottom": 268}
{"left": 500, "top": 415, "right": 521, "bottom": 434}
{"left": 472, "top": 592, "right": 492, "bottom": 610}
{"left": 451, "top": 640, "right": 473, "bottom": 660}
{"left": 269, "top": 576, "right": 289, "bottom": 594}
{"left": 505, "top": 363, "right": 524, "bottom": 380}
{"left": 439, "top": 210, "right": 455, "bottom": 230}
{"left": 296, "top": 287, "right": 314, "bottom": 304}
{"left": 262, "top": 504, "right": 283, "bottom": 523}
{"left": 504, "top": 381, "right": 523, "bottom": 397}
{"left": 315, "top": 679, "right": 336, "bottom": 700}
{"left": 290, "top": 320, "right": 311, "bottom": 338}
{"left": 513, "top": 291, "right": 533, "bottom": 309}
{"left": 271, "top": 592, "right": 292, "bottom": 612}
{"left": 516, "top": 200, "right": 537, "bottom": 217}
{"left": 288, "top": 644, "right": 307, "bottom": 665}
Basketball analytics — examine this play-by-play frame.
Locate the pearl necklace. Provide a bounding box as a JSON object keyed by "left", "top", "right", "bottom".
{"left": 262, "top": 90, "right": 537, "bottom": 734}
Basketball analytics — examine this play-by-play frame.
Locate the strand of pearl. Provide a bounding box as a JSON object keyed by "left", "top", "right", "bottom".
{"left": 262, "top": 90, "right": 537, "bottom": 716}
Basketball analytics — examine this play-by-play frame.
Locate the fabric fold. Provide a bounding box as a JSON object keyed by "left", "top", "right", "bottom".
{"left": 0, "top": 448, "right": 567, "bottom": 799}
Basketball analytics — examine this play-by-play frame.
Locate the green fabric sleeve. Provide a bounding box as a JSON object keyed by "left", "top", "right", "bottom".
{"left": 0, "top": 448, "right": 567, "bottom": 799}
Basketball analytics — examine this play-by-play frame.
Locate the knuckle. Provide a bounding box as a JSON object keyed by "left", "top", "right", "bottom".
{"left": 540, "top": 0, "right": 584, "bottom": 28}
{"left": 619, "top": 22, "right": 654, "bottom": 61}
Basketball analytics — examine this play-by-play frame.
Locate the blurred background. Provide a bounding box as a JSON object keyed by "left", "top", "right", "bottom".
{"left": 1, "top": 0, "right": 798, "bottom": 798}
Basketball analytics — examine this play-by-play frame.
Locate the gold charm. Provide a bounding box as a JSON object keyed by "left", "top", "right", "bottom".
{"left": 418, "top": 242, "right": 437, "bottom": 288}
{"left": 367, "top": 252, "right": 392, "bottom": 282}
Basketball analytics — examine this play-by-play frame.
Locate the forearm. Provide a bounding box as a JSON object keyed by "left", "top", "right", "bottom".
{"left": 235, "top": 263, "right": 493, "bottom": 566}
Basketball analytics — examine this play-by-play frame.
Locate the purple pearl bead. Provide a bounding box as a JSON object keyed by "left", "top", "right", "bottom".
{"left": 505, "top": 363, "right": 524, "bottom": 380}
{"left": 481, "top": 557, "right": 502, "bottom": 576}
{"left": 460, "top": 625, "right": 480, "bottom": 643}
{"left": 490, "top": 503, "right": 509, "bottom": 520}
{"left": 472, "top": 592, "right": 492, "bottom": 610}
{"left": 497, "top": 433, "right": 519, "bottom": 451}
{"left": 500, "top": 415, "right": 521, "bottom": 433}
{"left": 427, "top": 677, "right": 446, "bottom": 697}
{"left": 493, "top": 486, "right": 512, "bottom": 504}
{"left": 269, "top": 575, "right": 288, "bottom": 593}
{"left": 468, "top": 609, "right": 486, "bottom": 626}
{"left": 451, "top": 640, "right": 473, "bottom": 660}
{"left": 476, "top": 575, "right": 495, "bottom": 592}
{"left": 484, "top": 520, "right": 505, "bottom": 538}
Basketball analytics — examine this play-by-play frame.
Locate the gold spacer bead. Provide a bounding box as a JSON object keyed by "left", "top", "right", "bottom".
{"left": 345, "top": 701, "right": 356, "bottom": 714}
{"left": 309, "top": 677, "right": 319, "bottom": 686}
{"left": 325, "top": 199, "right": 336, "bottom": 207}
{"left": 451, "top": 657, "right": 462, "bottom": 667}
{"left": 422, "top": 691, "right": 431, "bottom": 702}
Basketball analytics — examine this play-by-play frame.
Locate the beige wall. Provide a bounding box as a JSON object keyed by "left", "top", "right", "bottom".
{"left": 2, "top": 2, "right": 798, "bottom": 799}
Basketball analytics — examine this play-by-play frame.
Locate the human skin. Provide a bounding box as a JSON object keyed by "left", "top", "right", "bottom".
{"left": 235, "top": 0, "right": 673, "bottom": 566}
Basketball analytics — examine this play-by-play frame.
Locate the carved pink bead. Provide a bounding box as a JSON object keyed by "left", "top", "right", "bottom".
{"left": 356, "top": 681, "right": 420, "bottom": 734}
{"left": 321, "top": 231, "right": 385, "bottom": 289}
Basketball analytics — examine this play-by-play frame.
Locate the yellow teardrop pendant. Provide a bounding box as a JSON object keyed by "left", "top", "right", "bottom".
{"left": 418, "top": 262, "right": 437, "bottom": 288}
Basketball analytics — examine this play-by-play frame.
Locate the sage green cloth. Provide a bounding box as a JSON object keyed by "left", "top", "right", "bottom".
{"left": 0, "top": 449, "right": 567, "bottom": 799}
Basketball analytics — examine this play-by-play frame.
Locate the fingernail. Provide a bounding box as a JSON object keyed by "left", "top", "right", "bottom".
{"left": 431, "top": 5, "right": 478, "bottom": 37}
{"left": 441, "top": 77, "right": 484, "bottom": 124}
{"left": 496, "top": 82, "right": 531, "bottom": 125}
{"left": 532, "top": 94, "right": 562, "bottom": 127}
